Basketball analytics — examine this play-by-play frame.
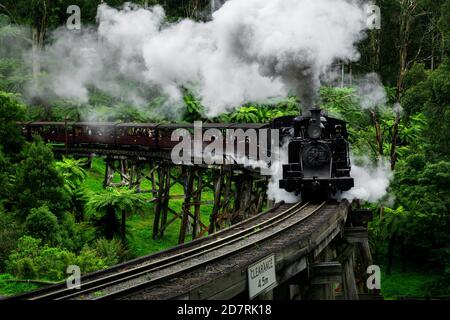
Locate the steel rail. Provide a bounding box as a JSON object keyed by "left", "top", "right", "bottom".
{"left": 76, "top": 201, "right": 326, "bottom": 300}
{"left": 93, "top": 201, "right": 326, "bottom": 300}
{"left": 30, "top": 202, "right": 309, "bottom": 300}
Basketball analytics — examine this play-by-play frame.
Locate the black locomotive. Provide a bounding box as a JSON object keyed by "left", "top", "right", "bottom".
{"left": 274, "top": 108, "right": 354, "bottom": 199}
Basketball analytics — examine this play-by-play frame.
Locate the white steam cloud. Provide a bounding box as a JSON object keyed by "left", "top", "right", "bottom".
{"left": 355, "top": 73, "right": 388, "bottom": 109}
{"left": 31, "top": 0, "right": 369, "bottom": 117}
{"left": 267, "top": 142, "right": 300, "bottom": 204}
{"left": 341, "top": 156, "right": 392, "bottom": 203}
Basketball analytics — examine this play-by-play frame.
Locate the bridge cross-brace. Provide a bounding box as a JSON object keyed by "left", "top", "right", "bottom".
{"left": 100, "top": 156, "right": 271, "bottom": 244}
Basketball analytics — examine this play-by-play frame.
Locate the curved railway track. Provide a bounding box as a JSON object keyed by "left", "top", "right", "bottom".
{"left": 11, "top": 201, "right": 328, "bottom": 300}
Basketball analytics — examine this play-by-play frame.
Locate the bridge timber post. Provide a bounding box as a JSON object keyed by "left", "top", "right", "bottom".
{"left": 335, "top": 208, "right": 377, "bottom": 300}
{"left": 192, "top": 168, "right": 203, "bottom": 238}
{"left": 179, "top": 166, "right": 195, "bottom": 244}
{"left": 209, "top": 167, "right": 224, "bottom": 234}
{"left": 98, "top": 155, "right": 271, "bottom": 244}
{"left": 339, "top": 244, "right": 359, "bottom": 300}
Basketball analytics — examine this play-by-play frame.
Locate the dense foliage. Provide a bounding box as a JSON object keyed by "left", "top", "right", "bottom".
{"left": 0, "top": 0, "right": 449, "bottom": 298}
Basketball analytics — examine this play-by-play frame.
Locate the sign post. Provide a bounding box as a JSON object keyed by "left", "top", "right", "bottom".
{"left": 247, "top": 254, "right": 277, "bottom": 299}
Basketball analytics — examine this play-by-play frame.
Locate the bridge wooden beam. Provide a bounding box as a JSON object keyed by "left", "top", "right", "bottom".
{"left": 336, "top": 243, "right": 359, "bottom": 300}
{"left": 209, "top": 167, "right": 224, "bottom": 234}
{"left": 159, "top": 165, "right": 172, "bottom": 237}
{"left": 346, "top": 208, "right": 372, "bottom": 227}
{"left": 310, "top": 262, "right": 342, "bottom": 285}
{"left": 192, "top": 168, "right": 203, "bottom": 239}
{"left": 152, "top": 164, "right": 166, "bottom": 239}
{"left": 344, "top": 226, "right": 368, "bottom": 243}
{"left": 179, "top": 166, "right": 195, "bottom": 244}
{"left": 342, "top": 252, "right": 359, "bottom": 300}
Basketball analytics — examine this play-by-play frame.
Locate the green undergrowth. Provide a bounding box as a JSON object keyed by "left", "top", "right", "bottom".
{"left": 380, "top": 265, "right": 443, "bottom": 300}
{"left": 84, "top": 157, "right": 215, "bottom": 258}
{"left": 126, "top": 184, "right": 215, "bottom": 257}
{"left": 0, "top": 274, "right": 40, "bottom": 297}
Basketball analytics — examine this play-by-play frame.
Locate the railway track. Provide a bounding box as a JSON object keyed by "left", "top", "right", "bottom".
{"left": 11, "top": 201, "right": 328, "bottom": 300}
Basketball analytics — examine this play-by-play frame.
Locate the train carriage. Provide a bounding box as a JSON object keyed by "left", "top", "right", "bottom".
{"left": 116, "top": 123, "right": 159, "bottom": 148}
{"left": 72, "top": 122, "right": 116, "bottom": 146}
{"left": 156, "top": 123, "right": 194, "bottom": 149}
{"left": 27, "top": 122, "right": 73, "bottom": 144}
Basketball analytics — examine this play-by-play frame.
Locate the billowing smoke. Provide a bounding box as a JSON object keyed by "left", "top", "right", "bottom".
{"left": 28, "top": 0, "right": 368, "bottom": 117}
{"left": 355, "top": 73, "right": 388, "bottom": 109}
{"left": 341, "top": 156, "right": 392, "bottom": 203}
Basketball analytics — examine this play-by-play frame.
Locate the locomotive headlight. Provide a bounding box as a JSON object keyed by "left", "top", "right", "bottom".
{"left": 307, "top": 124, "right": 322, "bottom": 139}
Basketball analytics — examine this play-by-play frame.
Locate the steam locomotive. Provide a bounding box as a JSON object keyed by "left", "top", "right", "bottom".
{"left": 19, "top": 107, "right": 353, "bottom": 200}
{"left": 273, "top": 108, "right": 354, "bottom": 199}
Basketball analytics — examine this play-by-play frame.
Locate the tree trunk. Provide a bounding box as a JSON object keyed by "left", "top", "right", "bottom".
{"left": 396, "top": 0, "right": 421, "bottom": 101}
{"left": 105, "top": 206, "right": 116, "bottom": 240}
{"left": 397, "top": 42, "right": 408, "bottom": 101}
{"left": 31, "top": 1, "right": 49, "bottom": 82}
{"left": 386, "top": 233, "right": 397, "bottom": 275}
{"left": 370, "top": 110, "right": 383, "bottom": 157}
{"left": 400, "top": 237, "right": 407, "bottom": 272}
{"left": 431, "top": 28, "right": 435, "bottom": 71}
{"left": 370, "top": 29, "right": 381, "bottom": 72}
{"left": 31, "top": 26, "right": 42, "bottom": 81}
{"left": 121, "top": 209, "right": 126, "bottom": 243}
{"left": 390, "top": 111, "right": 401, "bottom": 170}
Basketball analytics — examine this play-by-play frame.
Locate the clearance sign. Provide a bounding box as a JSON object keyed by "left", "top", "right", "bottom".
{"left": 247, "top": 254, "right": 277, "bottom": 299}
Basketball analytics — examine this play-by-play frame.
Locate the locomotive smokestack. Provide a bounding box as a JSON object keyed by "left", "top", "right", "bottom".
{"left": 309, "top": 108, "right": 322, "bottom": 124}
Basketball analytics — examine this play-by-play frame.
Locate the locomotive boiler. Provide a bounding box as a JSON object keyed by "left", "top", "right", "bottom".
{"left": 275, "top": 108, "right": 354, "bottom": 199}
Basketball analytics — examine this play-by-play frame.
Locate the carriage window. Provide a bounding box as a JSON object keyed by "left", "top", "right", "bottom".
{"left": 127, "top": 128, "right": 144, "bottom": 137}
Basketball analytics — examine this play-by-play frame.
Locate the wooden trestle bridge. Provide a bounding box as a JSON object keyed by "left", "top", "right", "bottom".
{"left": 52, "top": 142, "right": 271, "bottom": 242}
{"left": 9, "top": 124, "right": 381, "bottom": 300}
